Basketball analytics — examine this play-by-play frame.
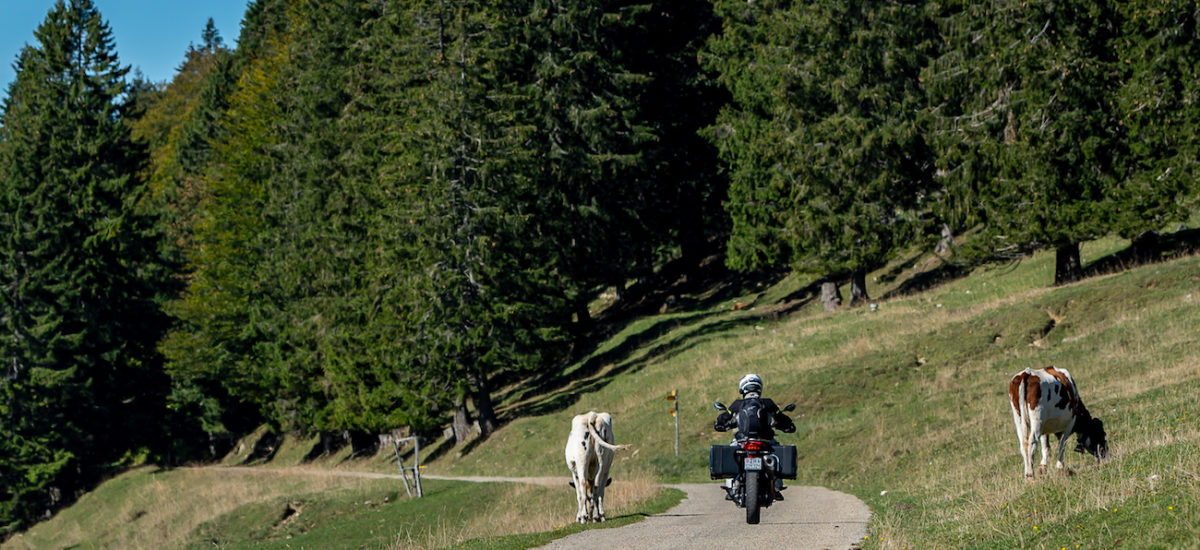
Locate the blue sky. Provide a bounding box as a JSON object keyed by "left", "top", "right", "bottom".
{"left": 2, "top": 0, "right": 249, "bottom": 92}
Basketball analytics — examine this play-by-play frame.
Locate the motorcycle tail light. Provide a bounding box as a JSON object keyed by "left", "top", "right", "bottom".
{"left": 743, "top": 440, "right": 766, "bottom": 452}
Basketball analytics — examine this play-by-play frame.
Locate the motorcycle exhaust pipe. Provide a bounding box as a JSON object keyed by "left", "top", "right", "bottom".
{"left": 764, "top": 455, "right": 777, "bottom": 471}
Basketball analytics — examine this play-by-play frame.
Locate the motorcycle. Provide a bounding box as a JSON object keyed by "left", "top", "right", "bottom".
{"left": 708, "top": 401, "right": 797, "bottom": 524}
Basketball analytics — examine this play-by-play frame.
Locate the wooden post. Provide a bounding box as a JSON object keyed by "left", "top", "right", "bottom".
{"left": 393, "top": 436, "right": 423, "bottom": 498}
{"left": 674, "top": 389, "right": 679, "bottom": 457}
{"left": 413, "top": 436, "right": 423, "bottom": 498}
{"left": 667, "top": 389, "right": 679, "bottom": 457}
{"left": 392, "top": 441, "right": 413, "bottom": 497}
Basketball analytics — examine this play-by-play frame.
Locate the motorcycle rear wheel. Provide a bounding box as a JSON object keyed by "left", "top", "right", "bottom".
{"left": 745, "top": 473, "right": 761, "bottom": 524}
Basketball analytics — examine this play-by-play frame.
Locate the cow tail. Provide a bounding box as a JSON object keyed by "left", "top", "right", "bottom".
{"left": 587, "top": 419, "right": 627, "bottom": 452}
{"left": 1017, "top": 372, "right": 1031, "bottom": 443}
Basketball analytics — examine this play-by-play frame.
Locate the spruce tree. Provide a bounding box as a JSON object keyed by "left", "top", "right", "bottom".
{"left": 927, "top": 0, "right": 1124, "bottom": 285}
{"left": 159, "top": 0, "right": 292, "bottom": 436}
{"left": 707, "top": 0, "right": 938, "bottom": 304}
{"left": 249, "top": 0, "right": 384, "bottom": 436}
{"left": 629, "top": 0, "right": 729, "bottom": 270}
{"left": 0, "top": 0, "right": 168, "bottom": 531}
{"left": 523, "top": 0, "right": 660, "bottom": 331}
{"left": 129, "top": 21, "right": 242, "bottom": 459}
{"left": 369, "top": 0, "right": 570, "bottom": 437}
{"left": 1110, "top": 0, "right": 1200, "bottom": 261}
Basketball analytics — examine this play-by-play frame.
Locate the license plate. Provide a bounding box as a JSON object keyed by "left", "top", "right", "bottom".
{"left": 744, "top": 457, "right": 763, "bottom": 471}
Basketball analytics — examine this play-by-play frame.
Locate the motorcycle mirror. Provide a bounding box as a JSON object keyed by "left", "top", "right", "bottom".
{"left": 713, "top": 401, "right": 728, "bottom": 411}
{"left": 783, "top": 403, "right": 796, "bottom": 412}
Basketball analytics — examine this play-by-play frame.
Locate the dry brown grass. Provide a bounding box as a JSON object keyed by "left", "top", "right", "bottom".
{"left": 391, "top": 473, "right": 663, "bottom": 550}
{"left": 1, "top": 467, "right": 398, "bottom": 550}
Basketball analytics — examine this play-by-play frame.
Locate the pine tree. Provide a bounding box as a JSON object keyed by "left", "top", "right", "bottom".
{"left": 0, "top": 0, "right": 168, "bottom": 531}
{"left": 368, "top": 0, "right": 571, "bottom": 437}
{"left": 1110, "top": 0, "right": 1200, "bottom": 261}
{"left": 159, "top": 0, "right": 293, "bottom": 437}
{"left": 132, "top": 19, "right": 233, "bottom": 250}
{"left": 628, "top": 0, "right": 729, "bottom": 270}
{"left": 707, "top": 0, "right": 938, "bottom": 304}
{"left": 126, "top": 20, "right": 243, "bottom": 460}
{"left": 249, "top": 0, "right": 386, "bottom": 436}
{"left": 522, "top": 0, "right": 661, "bottom": 331}
{"left": 320, "top": 0, "right": 452, "bottom": 436}
{"left": 927, "top": 0, "right": 1124, "bottom": 285}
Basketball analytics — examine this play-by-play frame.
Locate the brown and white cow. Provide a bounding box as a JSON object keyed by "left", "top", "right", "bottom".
{"left": 565, "top": 411, "right": 626, "bottom": 523}
{"left": 1008, "top": 366, "right": 1108, "bottom": 478}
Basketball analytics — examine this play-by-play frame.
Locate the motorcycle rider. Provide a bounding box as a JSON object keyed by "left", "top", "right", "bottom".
{"left": 714, "top": 373, "right": 796, "bottom": 500}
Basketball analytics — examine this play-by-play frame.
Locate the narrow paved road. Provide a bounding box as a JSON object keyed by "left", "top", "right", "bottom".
{"left": 535, "top": 483, "right": 869, "bottom": 550}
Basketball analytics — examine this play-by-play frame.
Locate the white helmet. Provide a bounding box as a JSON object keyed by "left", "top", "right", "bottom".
{"left": 738, "top": 373, "right": 763, "bottom": 395}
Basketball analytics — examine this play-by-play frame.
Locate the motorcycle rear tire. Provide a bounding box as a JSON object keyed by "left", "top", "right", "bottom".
{"left": 745, "top": 473, "right": 761, "bottom": 524}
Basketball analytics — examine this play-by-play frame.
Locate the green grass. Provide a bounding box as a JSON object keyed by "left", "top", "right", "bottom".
{"left": 1, "top": 467, "right": 413, "bottom": 550}
{"left": 182, "top": 477, "right": 681, "bottom": 547}
{"left": 2, "top": 470, "right": 679, "bottom": 550}
{"left": 445, "top": 488, "right": 685, "bottom": 550}
{"left": 6, "top": 232, "right": 1198, "bottom": 549}
{"left": 182, "top": 478, "right": 682, "bottom": 550}
{"left": 426, "top": 235, "right": 1200, "bottom": 549}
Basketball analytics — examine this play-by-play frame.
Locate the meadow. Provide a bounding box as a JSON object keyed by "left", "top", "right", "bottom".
{"left": 4, "top": 231, "right": 1198, "bottom": 549}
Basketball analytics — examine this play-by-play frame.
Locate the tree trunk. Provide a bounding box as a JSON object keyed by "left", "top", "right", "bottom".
{"left": 848, "top": 269, "right": 870, "bottom": 308}
{"left": 451, "top": 393, "right": 472, "bottom": 444}
{"left": 935, "top": 223, "right": 955, "bottom": 257}
{"left": 1131, "top": 231, "right": 1160, "bottom": 265}
{"left": 572, "top": 299, "right": 593, "bottom": 338}
{"left": 471, "top": 373, "right": 498, "bottom": 438}
{"left": 820, "top": 282, "right": 842, "bottom": 312}
{"left": 1054, "top": 242, "right": 1083, "bottom": 285}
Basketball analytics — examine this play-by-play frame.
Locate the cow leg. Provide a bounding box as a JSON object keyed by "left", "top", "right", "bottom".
{"left": 1038, "top": 432, "right": 1051, "bottom": 471}
{"left": 1026, "top": 425, "right": 1043, "bottom": 477}
{"left": 570, "top": 462, "right": 588, "bottom": 524}
{"left": 593, "top": 450, "right": 613, "bottom": 522}
{"left": 585, "top": 456, "right": 600, "bottom": 522}
{"left": 584, "top": 479, "right": 596, "bottom": 522}
{"left": 1055, "top": 420, "right": 1077, "bottom": 471}
{"left": 1011, "top": 407, "right": 1033, "bottom": 477}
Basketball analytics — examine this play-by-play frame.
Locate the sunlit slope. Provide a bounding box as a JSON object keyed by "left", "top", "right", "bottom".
{"left": 427, "top": 236, "right": 1199, "bottom": 548}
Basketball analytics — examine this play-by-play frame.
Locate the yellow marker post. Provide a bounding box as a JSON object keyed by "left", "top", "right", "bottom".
{"left": 666, "top": 389, "right": 679, "bottom": 456}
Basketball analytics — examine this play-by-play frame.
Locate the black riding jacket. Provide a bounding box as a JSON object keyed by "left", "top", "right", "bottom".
{"left": 714, "top": 396, "right": 796, "bottom": 440}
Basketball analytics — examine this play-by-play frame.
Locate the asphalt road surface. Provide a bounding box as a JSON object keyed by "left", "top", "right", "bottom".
{"left": 535, "top": 483, "right": 870, "bottom": 550}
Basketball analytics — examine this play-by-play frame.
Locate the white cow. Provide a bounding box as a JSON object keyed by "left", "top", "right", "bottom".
{"left": 564, "top": 411, "right": 626, "bottom": 523}
{"left": 1008, "top": 366, "right": 1108, "bottom": 478}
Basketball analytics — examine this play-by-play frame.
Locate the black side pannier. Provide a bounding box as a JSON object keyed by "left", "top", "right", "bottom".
{"left": 774, "top": 444, "right": 797, "bottom": 479}
{"left": 709, "top": 445, "right": 738, "bottom": 479}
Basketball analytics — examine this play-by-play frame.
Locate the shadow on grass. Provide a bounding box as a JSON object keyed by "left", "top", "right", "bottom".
{"left": 878, "top": 226, "right": 1200, "bottom": 300}
{"left": 880, "top": 261, "right": 969, "bottom": 301}
{"left": 501, "top": 288, "right": 820, "bottom": 422}
{"left": 1084, "top": 227, "right": 1200, "bottom": 277}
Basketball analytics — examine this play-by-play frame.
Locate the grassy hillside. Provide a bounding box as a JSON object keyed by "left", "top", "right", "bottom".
{"left": 423, "top": 233, "right": 1200, "bottom": 549}
{"left": 5, "top": 230, "right": 1198, "bottom": 549}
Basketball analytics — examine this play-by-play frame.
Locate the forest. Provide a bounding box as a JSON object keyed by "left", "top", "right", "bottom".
{"left": 1, "top": 0, "right": 1196, "bottom": 535}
